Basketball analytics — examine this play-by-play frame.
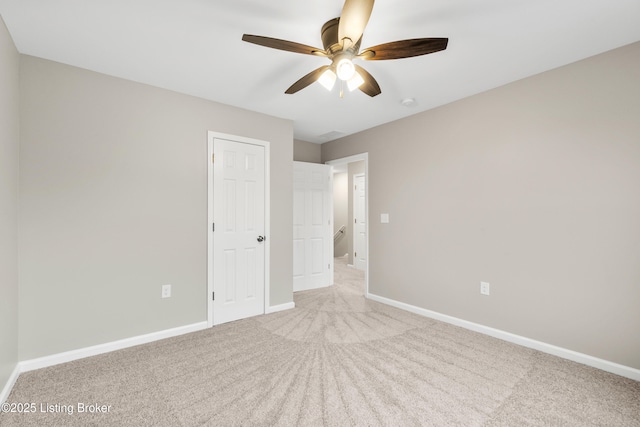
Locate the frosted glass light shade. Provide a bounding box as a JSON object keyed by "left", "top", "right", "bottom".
{"left": 347, "top": 71, "right": 364, "bottom": 91}
{"left": 318, "top": 69, "right": 337, "bottom": 91}
{"left": 336, "top": 58, "right": 355, "bottom": 81}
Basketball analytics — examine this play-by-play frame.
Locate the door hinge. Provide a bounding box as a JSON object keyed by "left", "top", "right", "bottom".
{"left": 212, "top": 292, "right": 215, "bottom": 301}
{"left": 355, "top": 218, "right": 357, "bottom": 223}
{"left": 212, "top": 223, "right": 215, "bottom": 232}
{"left": 328, "top": 263, "right": 331, "bottom": 269}
{"left": 212, "top": 153, "right": 215, "bottom": 163}
{"left": 354, "top": 252, "right": 357, "bottom": 258}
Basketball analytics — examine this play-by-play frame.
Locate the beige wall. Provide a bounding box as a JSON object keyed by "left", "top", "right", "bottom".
{"left": 322, "top": 42, "right": 640, "bottom": 369}
{"left": 0, "top": 16, "right": 20, "bottom": 393}
{"left": 293, "top": 139, "right": 322, "bottom": 163}
{"left": 19, "top": 55, "right": 293, "bottom": 360}
{"left": 333, "top": 172, "right": 348, "bottom": 257}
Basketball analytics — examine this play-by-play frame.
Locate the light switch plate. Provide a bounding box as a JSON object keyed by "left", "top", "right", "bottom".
{"left": 380, "top": 213, "right": 389, "bottom": 223}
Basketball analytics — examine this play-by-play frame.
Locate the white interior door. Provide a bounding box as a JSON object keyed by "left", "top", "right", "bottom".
{"left": 212, "top": 137, "right": 265, "bottom": 324}
{"left": 353, "top": 173, "right": 366, "bottom": 271}
{"left": 293, "top": 161, "right": 333, "bottom": 292}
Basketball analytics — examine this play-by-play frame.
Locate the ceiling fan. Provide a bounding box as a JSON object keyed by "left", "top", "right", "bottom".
{"left": 242, "top": 0, "right": 448, "bottom": 97}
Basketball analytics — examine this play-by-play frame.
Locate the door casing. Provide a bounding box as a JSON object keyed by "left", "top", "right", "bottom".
{"left": 207, "top": 131, "right": 270, "bottom": 327}
{"left": 325, "top": 153, "right": 369, "bottom": 297}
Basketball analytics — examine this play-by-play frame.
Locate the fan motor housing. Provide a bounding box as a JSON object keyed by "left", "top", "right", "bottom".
{"left": 321, "top": 18, "right": 361, "bottom": 55}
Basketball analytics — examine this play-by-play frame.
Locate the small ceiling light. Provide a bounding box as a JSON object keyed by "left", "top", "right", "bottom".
{"left": 318, "top": 69, "right": 337, "bottom": 91}
{"left": 347, "top": 71, "right": 364, "bottom": 91}
{"left": 401, "top": 98, "right": 417, "bottom": 107}
{"left": 336, "top": 58, "right": 356, "bottom": 81}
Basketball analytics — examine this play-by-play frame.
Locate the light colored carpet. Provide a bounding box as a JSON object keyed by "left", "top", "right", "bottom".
{"left": 2, "top": 256, "right": 639, "bottom": 426}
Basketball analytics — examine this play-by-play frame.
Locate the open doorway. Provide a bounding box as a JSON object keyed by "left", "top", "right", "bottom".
{"left": 326, "top": 153, "right": 369, "bottom": 296}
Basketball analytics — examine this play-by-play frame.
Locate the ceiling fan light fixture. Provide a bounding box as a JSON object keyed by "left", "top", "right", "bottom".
{"left": 347, "top": 71, "right": 364, "bottom": 91}
{"left": 242, "top": 1, "right": 448, "bottom": 99}
{"left": 318, "top": 69, "right": 337, "bottom": 91}
{"left": 336, "top": 57, "right": 356, "bottom": 81}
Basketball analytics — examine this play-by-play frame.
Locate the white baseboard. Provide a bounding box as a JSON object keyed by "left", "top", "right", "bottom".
{"left": 266, "top": 302, "right": 295, "bottom": 314}
{"left": 0, "top": 364, "right": 20, "bottom": 404}
{"left": 367, "top": 292, "right": 640, "bottom": 382}
{"left": 20, "top": 321, "right": 208, "bottom": 373}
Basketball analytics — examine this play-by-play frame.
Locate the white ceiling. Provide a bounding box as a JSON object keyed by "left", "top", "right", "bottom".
{"left": 1, "top": 0, "right": 639, "bottom": 143}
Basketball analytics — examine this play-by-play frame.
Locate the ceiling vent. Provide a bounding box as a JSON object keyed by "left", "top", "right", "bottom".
{"left": 318, "top": 130, "right": 346, "bottom": 140}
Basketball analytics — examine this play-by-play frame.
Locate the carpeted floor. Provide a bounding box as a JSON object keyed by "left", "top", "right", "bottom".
{"left": 2, "top": 256, "right": 639, "bottom": 426}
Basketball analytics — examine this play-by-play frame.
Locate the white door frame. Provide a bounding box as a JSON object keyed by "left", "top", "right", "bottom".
{"left": 207, "top": 131, "right": 271, "bottom": 328}
{"left": 325, "top": 153, "right": 369, "bottom": 297}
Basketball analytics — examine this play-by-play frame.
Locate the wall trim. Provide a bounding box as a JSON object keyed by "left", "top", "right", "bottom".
{"left": 0, "top": 364, "right": 21, "bottom": 404}
{"left": 325, "top": 153, "right": 369, "bottom": 297}
{"left": 266, "top": 302, "right": 295, "bottom": 314}
{"left": 367, "top": 292, "right": 640, "bottom": 382}
{"left": 19, "top": 321, "right": 208, "bottom": 373}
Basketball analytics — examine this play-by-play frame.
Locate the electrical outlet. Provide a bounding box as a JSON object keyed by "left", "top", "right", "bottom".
{"left": 162, "top": 284, "right": 172, "bottom": 299}
{"left": 480, "top": 282, "right": 490, "bottom": 296}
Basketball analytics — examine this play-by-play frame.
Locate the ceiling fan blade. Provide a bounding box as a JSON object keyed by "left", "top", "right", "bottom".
{"left": 338, "top": 0, "right": 375, "bottom": 50}
{"left": 354, "top": 65, "right": 381, "bottom": 97}
{"left": 285, "top": 66, "right": 331, "bottom": 94}
{"left": 359, "top": 38, "right": 448, "bottom": 60}
{"left": 242, "top": 34, "right": 327, "bottom": 56}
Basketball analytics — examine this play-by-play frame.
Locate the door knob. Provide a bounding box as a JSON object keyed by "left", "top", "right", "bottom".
{"left": 257, "top": 236, "right": 265, "bottom": 242}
